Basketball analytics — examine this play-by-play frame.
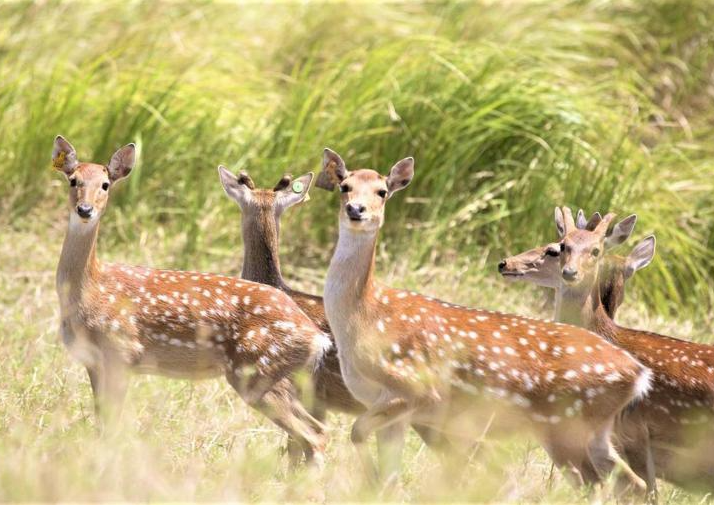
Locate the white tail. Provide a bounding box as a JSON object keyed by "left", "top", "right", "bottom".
{"left": 318, "top": 149, "right": 650, "bottom": 490}
{"left": 53, "top": 136, "right": 329, "bottom": 467}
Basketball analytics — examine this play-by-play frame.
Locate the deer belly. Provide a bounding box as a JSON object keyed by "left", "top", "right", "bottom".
{"left": 132, "top": 342, "right": 224, "bottom": 380}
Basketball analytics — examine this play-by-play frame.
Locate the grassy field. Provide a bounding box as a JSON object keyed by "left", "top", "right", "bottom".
{"left": 1, "top": 1, "right": 713, "bottom": 502}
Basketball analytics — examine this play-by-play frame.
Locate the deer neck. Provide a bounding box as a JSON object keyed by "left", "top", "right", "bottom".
{"left": 324, "top": 222, "right": 379, "bottom": 338}
{"left": 240, "top": 209, "right": 288, "bottom": 291}
{"left": 555, "top": 276, "right": 619, "bottom": 342}
{"left": 56, "top": 213, "right": 101, "bottom": 312}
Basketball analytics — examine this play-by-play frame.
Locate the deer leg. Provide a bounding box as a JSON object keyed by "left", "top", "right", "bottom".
{"left": 412, "top": 423, "right": 454, "bottom": 453}
{"left": 86, "top": 354, "right": 129, "bottom": 433}
{"left": 643, "top": 438, "right": 658, "bottom": 504}
{"left": 288, "top": 393, "right": 328, "bottom": 470}
{"left": 589, "top": 421, "right": 647, "bottom": 494}
{"left": 350, "top": 397, "right": 414, "bottom": 487}
{"left": 285, "top": 399, "right": 325, "bottom": 473}
{"left": 376, "top": 421, "right": 407, "bottom": 486}
{"left": 225, "top": 372, "right": 325, "bottom": 471}
{"left": 540, "top": 426, "right": 601, "bottom": 489}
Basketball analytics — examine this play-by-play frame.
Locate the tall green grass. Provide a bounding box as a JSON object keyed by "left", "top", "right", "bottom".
{"left": 3, "top": 2, "right": 714, "bottom": 501}
{"left": 1, "top": 0, "right": 712, "bottom": 316}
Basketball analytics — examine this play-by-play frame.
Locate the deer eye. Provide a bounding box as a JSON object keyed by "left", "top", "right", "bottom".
{"left": 101, "top": 182, "right": 110, "bottom": 191}
{"left": 559, "top": 242, "right": 565, "bottom": 252}
{"left": 340, "top": 184, "right": 350, "bottom": 193}
{"left": 592, "top": 248, "right": 600, "bottom": 257}
{"left": 69, "top": 178, "right": 77, "bottom": 187}
{"left": 377, "top": 189, "right": 387, "bottom": 198}
{"left": 545, "top": 249, "right": 559, "bottom": 257}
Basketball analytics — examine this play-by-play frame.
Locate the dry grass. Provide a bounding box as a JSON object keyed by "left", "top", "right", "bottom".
{"left": 2, "top": 0, "right": 714, "bottom": 502}
{"left": 0, "top": 200, "right": 711, "bottom": 502}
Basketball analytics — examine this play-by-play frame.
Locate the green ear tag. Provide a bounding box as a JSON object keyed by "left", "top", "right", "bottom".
{"left": 292, "top": 181, "right": 304, "bottom": 193}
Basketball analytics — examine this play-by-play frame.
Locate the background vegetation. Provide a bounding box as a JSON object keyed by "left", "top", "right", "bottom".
{"left": 1, "top": 0, "right": 712, "bottom": 502}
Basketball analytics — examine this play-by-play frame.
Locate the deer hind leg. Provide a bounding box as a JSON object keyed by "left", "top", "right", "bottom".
{"left": 540, "top": 424, "right": 603, "bottom": 489}
{"left": 285, "top": 402, "right": 325, "bottom": 472}
{"left": 350, "top": 397, "right": 414, "bottom": 487}
{"left": 225, "top": 371, "right": 326, "bottom": 471}
{"left": 613, "top": 424, "right": 656, "bottom": 502}
{"left": 589, "top": 425, "right": 648, "bottom": 500}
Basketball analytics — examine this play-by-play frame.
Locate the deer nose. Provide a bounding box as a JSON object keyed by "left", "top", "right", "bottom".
{"left": 345, "top": 202, "right": 366, "bottom": 220}
{"left": 77, "top": 203, "right": 93, "bottom": 219}
{"left": 498, "top": 260, "right": 507, "bottom": 273}
{"left": 562, "top": 266, "right": 578, "bottom": 281}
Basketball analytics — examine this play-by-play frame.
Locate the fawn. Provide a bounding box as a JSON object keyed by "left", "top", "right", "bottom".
{"left": 316, "top": 149, "right": 651, "bottom": 490}
{"left": 53, "top": 136, "right": 331, "bottom": 467}
{"left": 217, "top": 166, "right": 457, "bottom": 468}
{"left": 501, "top": 207, "right": 714, "bottom": 494}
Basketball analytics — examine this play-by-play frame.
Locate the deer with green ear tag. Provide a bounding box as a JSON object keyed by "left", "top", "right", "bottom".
{"left": 53, "top": 136, "right": 332, "bottom": 471}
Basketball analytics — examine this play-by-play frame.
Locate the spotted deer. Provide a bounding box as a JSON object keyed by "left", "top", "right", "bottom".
{"left": 549, "top": 207, "right": 714, "bottom": 493}
{"left": 52, "top": 136, "right": 331, "bottom": 467}
{"left": 316, "top": 148, "right": 651, "bottom": 490}
{"left": 217, "top": 167, "right": 459, "bottom": 468}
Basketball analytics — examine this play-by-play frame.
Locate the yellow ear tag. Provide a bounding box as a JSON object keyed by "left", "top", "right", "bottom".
{"left": 51, "top": 151, "right": 66, "bottom": 170}
{"left": 292, "top": 181, "right": 304, "bottom": 193}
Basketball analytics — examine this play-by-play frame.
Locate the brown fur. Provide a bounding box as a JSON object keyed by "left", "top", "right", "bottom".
{"left": 557, "top": 215, "right": 714, "bottom": 492}
{"left": 53, "top": 138, "right": 329, "bottom": 467}
{"left": 319, "top": 151, "right": 650, "bottom": 489}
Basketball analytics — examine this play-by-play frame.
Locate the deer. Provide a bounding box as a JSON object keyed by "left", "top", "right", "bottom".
{"left": 498, "top": 210, "right": 643, "bottom": 321}
{"left": 216, "top": 167, "right": 462, "bottom": 471}
{"left": 52, "top": 135, "right": 332, "bottom": 469}
{"left": 500, "top": 207, "right": 714, "bottom": 495}
{"left": 315, "top": 148, "right": 652, "bottom": 492}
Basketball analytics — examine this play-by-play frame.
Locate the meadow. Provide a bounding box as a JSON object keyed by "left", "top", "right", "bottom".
{"left": 1, "top": 0, "right": 713, "bottom": 502}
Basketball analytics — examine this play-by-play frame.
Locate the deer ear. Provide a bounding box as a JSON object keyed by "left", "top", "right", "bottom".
{"left": 275, "top": 172, "right": 313, "bottom": 211}
{"left": 218, "top": 165, "right": 253, "bottom": 208}
{"left": 386, "top": 157, "right": 414, "bottom": 196}
{"left": 605, "top": 214, "right": 637, "bottom": 249}
{"left": 273, "top": 173, "right": 293, "bottom": 192}
{"left": 52, "top": 135, "right": 79, "bottom": 175}
{"left": 625, "top": 235, "right": 655, "bottom": 278}
{"left": 586, "top": 212, "right": 602, "bottom": 231}
{"left": 107, "top": 143, "right": 136, "bottom": 182}
{"left": 554, "top": 207, "right": 566, "bottom": 238}
{"left": 316, "top": 148, "right": 349, "bottom": 191}
{"left": 576, "top": 209, "right": 588, "bottom": 229}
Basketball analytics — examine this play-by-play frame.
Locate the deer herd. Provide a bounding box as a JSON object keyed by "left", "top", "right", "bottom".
{"left": 52, "top": 136, "right": 713, "bottom": 501}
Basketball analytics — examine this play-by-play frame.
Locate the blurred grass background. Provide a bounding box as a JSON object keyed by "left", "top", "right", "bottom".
{"left": 1, "top": 0, "right": 713, "bottom": 501}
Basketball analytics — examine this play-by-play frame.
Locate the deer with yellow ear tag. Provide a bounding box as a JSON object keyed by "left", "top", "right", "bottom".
{"left": 53, "top": 136, "right": 332, "bottom": 470}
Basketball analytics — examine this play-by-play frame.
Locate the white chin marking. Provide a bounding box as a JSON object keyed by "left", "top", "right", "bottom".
{"left": 69, "top": 212, "right": 97, "bottom": 232}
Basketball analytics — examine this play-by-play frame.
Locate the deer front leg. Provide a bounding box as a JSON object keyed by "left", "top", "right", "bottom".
{"left": 350, "top": 397, "right": 414, "bottom": 487}
{"left": 85, "top": 352, "right": 129, "bottom": 432}
{"left": 377, "top": 420, "right": 407, "bottom": 488}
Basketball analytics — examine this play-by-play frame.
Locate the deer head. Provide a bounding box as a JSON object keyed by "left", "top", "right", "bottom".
{"left": 498, "top": 209, "right": 604, "bottom": 288}
{"left": 500, "top": 209, "right": 654, "bottom": 319}
{"left": 218, "top": 166, "right": 313, "bottom": 219}
{"left": 52, "top": 135, "right": 135, "bottom": 225}
{"left": 498, "top": 242, "right": 562, "bottom": 288}
{"left": 556, "top": 207, "right": 637, "bottom": 288}
{"left": 316, "top": 148, "right": 414, "bottom": 233}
